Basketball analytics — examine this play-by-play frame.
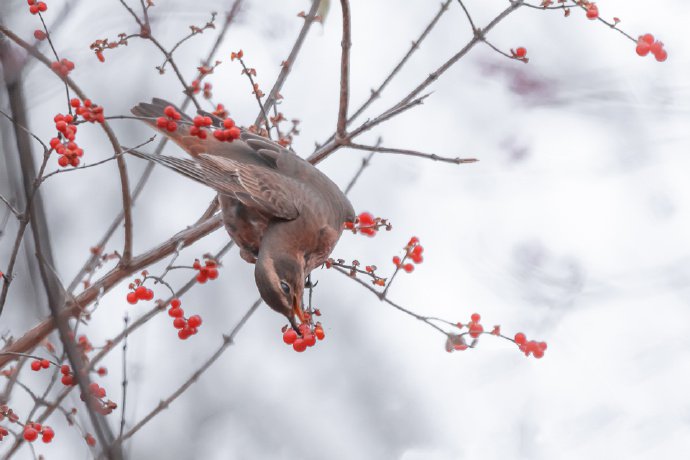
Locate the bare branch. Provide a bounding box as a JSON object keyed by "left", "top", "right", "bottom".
{"left": 348, "top": 142, "right": 477, "bottom": 165}
{"left": 336, "top": 0, "right": 351, "bottom": 140}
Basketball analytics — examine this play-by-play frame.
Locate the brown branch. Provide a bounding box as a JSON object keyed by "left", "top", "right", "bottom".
{"left": 0, "top": 24, "right": 136, "bottom": 266}
{"left": 348, "top": 142, "right": 477, "bottom": 165}
{"left": 321, "top": 0, "right": 452, "bottom": 146}
{"left": 114, "top": 298, "right": 261, "bottom": 445}
{"left": 256, "top": 0, "right": 321, "bottom": 126}
{"left": 0, "top": 214, "right": 223, "bottom": 369}
{"left": 336, "top": 0, "right": 351, "bottom": 141}
{"left": 344, "top": 137, "right": 381, "bottom": 194}
{"left": 66, "top": 0, "right": 243, "bottom": 293}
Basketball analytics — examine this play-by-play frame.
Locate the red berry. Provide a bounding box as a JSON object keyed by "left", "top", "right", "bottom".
{"left": 283, "top": 329, "right": 297, "bottom": 344}
{"left": 585, "top": 4, "right": 598, "bottom": 20}
{"left": 33, "top": 29, "right": 46, "bottom": 40}
{"left": 173, "top": 317, "right": 186, "bottom": 329}
{"left": 471, "top": 313, "right": 481, "bottom": 323}
{"left": 41, "top": 426, "right": 54, "bottom": 443}
{"left": 134, "top": 286, "right": 148, "bottom": 300}
{"left": 170, "top": 298, "right": 181, "bottom": 308}
{"left": 654, "top": 48, "right": 668, "bottom": 62}
{"left": 178, "top": 328, "right": 192, "bottom": 340}
{"left": 31, "top": 360, "right": 42, "bottom": 371}
{"left": 641, "top": 33, "right": 655, "bottom": 44}
{"left": 304, "top": 333, "right": 316, "bottom": 347}
{"left": 514, "top": 332, "right": 526, "bottom": 345}
{"left": 515, "top": 47, "right": 527, "bottom": 58}
{"left": 314, "top": 327, "right": 325, "bottom": 340}
{"left": 403, "top": 263, "right": 414, "bottom": 273}
{"left": 468, "top": 323, "right": 483, "bottom": 338}
{"left": 292, "top": 338, "right": 307, "bottom": 352}
{"left": 126, "top": 292, "right": 138, "bottom": 305}
{"left": 61, "top": 364, "right": 70, "bottom": 375}
{"left": 85, "top": 434, "right": 96, "bottom": 446}
{"left": 156, "top": 117, "right": 168, "bottom": 128}
{"left": 187, "top": 315, "right": 202, "bottom": 328}
{"left": 636, "top": 42, "right": 650, "bottom": 57}
{"left": 23, "top": 427, "right": 38, "bottom": 442}
{"left": 41, "top": 359, "right": 50, "bottom": 369}
{"left": 392, "top": 256, "right": 401, "bottom": 265}
{"left": 168, "top": 307, "right": 184, "bottom": 318}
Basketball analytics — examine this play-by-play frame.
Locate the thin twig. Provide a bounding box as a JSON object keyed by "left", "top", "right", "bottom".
{"left": 348, "top": 142, "right": 477, "bottom": 165}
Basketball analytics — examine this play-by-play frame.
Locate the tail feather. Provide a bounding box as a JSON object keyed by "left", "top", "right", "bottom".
{"left": 127, "top": 149, "right": 212, "bottom": 186}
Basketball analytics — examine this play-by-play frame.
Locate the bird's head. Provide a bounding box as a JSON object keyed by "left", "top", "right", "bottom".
{"left": 255, "top": 253, "right": 306, "bottom": 331}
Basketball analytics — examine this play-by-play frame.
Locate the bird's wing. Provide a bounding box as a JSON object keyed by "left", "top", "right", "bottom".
{"left": 127, "top": 149, "right": 299, "bottom": 220}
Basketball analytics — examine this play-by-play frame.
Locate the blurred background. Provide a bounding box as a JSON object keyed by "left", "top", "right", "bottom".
{"left": 1, "top": 0, "right": 689, "bottom": 458}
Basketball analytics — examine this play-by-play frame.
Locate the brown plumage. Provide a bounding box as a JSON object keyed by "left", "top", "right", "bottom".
{"left": 129, "top": 98, "right": 355, "bottom": 329}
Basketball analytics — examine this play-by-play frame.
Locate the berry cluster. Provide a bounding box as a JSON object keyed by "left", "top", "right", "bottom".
{"left": 344, "top": 212, "right": 392, "bottom": 237}
{"left": 50, "top": 113, "right": 82, "bottom": 167}
{"left": 50, "top": 58, "right": 75, "bottom": 78}
{"left": 29, "top": 358, "right": 51, "bottom": 371}
{"left": 60, "top": 364, "right": 75, "bottom": 386}
{"left": 126, "top": 284, "right": 154, "bottom": 305}
{"left": 27, "top": 0, "right": 48, "bottom": 15}
{"left": 281, "top": 323, "right": 325, "bottom": 353}
{"left": 193, "top": 258, "right": 219, "bottom": 284}
{"left": 213, "top": 118, "right": 241, "bottom": 142}
{"left": 156, "top": 105, "right": 182, "bottom": 133}
{"left": 1, "top": 405, "right": 20, "bottom": 441}
{"left": 636, "top": 34, "right": 667, "bottom": 62}
{"left": 167, "top": 299, "right": 203, "bottom": 340}
{"left": 71, "top": 98, "right": 105, "bottom": 123}
{"left": 392, "top": 237, "right": 424, "bottom": 273}
{"left": 190, "top": 115, "right": 213, "bottom": 139}
{"left": 324, "top": 258, "right": 387, "bottom": 287}
{"left": 514, "top": 332, "right": 547, "bottom": 359}
{"left": 23, "top": 423, "right": 54, "bottom": 443}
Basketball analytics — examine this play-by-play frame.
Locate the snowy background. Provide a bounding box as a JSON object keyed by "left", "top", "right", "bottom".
{"left": 1, "top": 0, "right": 689, "bottom": 458}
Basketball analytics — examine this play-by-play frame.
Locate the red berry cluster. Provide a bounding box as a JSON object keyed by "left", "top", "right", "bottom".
{"left": 88, "top": 382, "right": 106, "bottom": 399}
{"left": 29, "top": 358, "right": 51, "bottom": 371}
{"left": 167, "top": 298, "right": 203, "bottom": 340}
{"left": 156, "top": 105, "right": 182, "bottom": 133}
{"left": 60, "top": 364, "right": 75, "bottom": 386}
{"left": 82, "top": 383, "right": 117, "bottom": 415}
{"left": 281, "top": 323, "right": 325, "bottom": 353}
{"left": 344, "top": 212, "right": 392, "bottom": 237}
{"left": 193, "top": 258, "right": 219, "bottom": 284}
{"left": 50, "top": 113, "right": 82, "bottom": 167}
{"left": 27, "top": 0, "right": 48, "bottom": 15}
{"left": 23, "top": 423, "right": 54, "bottom": 443}
{"left": 212, "top": 118, "right": 241, "bottom": 142}
{"left": 392, "top": 237, "right": 424, "bottom": 273}
{"left": 636, "top": 34, "right": 667, "bottom": 62}
{"left": 126, "top": 284, "right": 154, "bottom": 305}
{"left": 190, "top": 80, "right": 213, "bottom": 99}
{"left": 467, "top": 312, "right": 484, "bottom": 338}
{"left": 514, "top": 332, "right": 547, "bottom": 359}
{"left": 50, "top": 58, "right": 75, "bottom": 77}
{"left": 71, "top": 98, "right": 105, "bottom": 123}
{"left": 585, "top": 2, "right": 598, "bottom": 20}
{"left": 190, "top": 115, "right": 213, "bottom": 139}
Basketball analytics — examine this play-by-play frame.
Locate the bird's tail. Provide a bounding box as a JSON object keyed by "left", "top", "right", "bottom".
{"left": 126, "top": 149, "right": 217, "bottom": 187}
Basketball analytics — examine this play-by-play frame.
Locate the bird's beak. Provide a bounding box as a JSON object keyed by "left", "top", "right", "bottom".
{"left": 292, "top": 295, "right": 306, "bottom": 325}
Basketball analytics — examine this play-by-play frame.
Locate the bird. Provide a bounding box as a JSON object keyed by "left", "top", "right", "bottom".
{"left": 129, "top": 98, "right": 355, "bottom": 330}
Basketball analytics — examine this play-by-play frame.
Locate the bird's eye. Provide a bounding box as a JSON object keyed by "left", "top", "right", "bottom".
{"left": 280, "top": 281, "right": 290, "bottom": 296}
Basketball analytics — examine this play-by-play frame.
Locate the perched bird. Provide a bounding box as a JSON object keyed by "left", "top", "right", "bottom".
{"left": 130, "top": 98, "right": 355, "bottom": 329}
